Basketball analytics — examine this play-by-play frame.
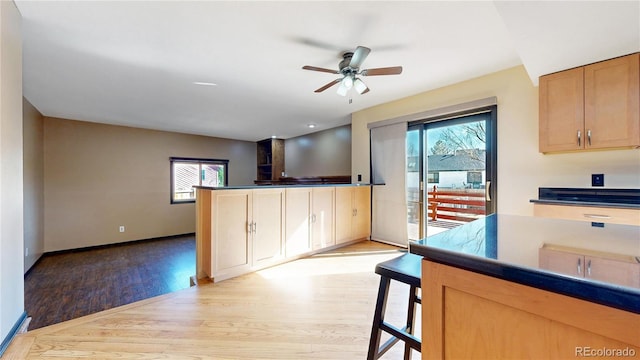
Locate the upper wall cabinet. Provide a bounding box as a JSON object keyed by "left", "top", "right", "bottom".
{"left": 539, "top": 53, "right": 639, "bottom": 153}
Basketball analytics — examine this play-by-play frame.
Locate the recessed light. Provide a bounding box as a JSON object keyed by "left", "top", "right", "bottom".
{"left": 271, "top": 135, "right": 277, "bottom": 139}
{"left": 193, "top": 82, "right": 217, "bottom": 86}
{"left": 308, "top": 124, "right": 316, "bottom": 128}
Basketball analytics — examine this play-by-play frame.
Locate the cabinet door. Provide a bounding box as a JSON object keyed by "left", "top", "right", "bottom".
{"left": 352, "top": 186, "right": 371, "bottom": 240}
{"left": 311, "top": 187, "right": 335, "bottom": 250}
{"left": 585, "top": 255, "right": 640, "bottom": 288}
{"left": 211, "top": 190, "right": 252, "bottom": 280}
{"left": 252, "top": 188, "right": 284, "bottom": 268}
{"left": 584, "top": 53, "right": 640, "bottom": 149}
{"left": 539, "top": 67, "right": 585, "bottom": 152}
{"left": 285, "top": 188, "right": 312, "bottom": 256}
{"left": 539, "top": 247, "right": 584, "bottom": 277}
{"left": 335, "top": 187, "right": 354, "bottom": 244}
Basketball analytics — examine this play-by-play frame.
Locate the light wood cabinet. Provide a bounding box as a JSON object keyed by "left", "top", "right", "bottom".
{"left": 539, "top": 53, "right": 639, "bottom": 153}
{"left": 285, "top": 187, "right": 312, "bottom": 256}
{"left": 539, "top": 244, "right": 640, "bottom": 288}
{"left": 533, "top": 203, "right": 640, "bottom": 226}
{"left": 539, "top": 66, "right": 584, "bottom": 152}
{"left": 196, "top": 188, "right": 285, "bottom": 281}
{"left": 335, "top": 186, "right": 371, "bottom": 244}
{"left": 422, "top": 260, "right": 640, "bottom": 359}
{"left": 210, "top": 189, "right": 253, "bottom": 281}
{"left": 252, "top": 188, "right": 285, "bottom": 268}
{"left": 353, "top": 186, "right": 371, "bottom": 240}
{"left": 311, "top": 187, "right": 335, "bottom": 250}
{"left": 196, "top": 185, "right": 370, "bottom": 282}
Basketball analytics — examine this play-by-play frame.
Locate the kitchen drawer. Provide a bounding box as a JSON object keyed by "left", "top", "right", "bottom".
{"left": 533, "top": 203, "right": 640, "bottom": 226}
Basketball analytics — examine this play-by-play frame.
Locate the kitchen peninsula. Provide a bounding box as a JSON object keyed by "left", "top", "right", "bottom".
{"left": 194, "top": 183, "right": 371, "bottom": 282}
{"left": 410, "top": 214, "right": 640, "bottom": 358}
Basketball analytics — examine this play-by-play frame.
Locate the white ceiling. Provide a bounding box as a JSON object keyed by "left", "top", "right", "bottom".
{"left": 16, "top": 1, "right": 640, "bottom": 142}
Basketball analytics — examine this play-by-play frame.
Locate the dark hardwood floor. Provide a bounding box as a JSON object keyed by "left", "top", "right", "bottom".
{"left": 24, "top": 235, "right": 195, "bottom": 330}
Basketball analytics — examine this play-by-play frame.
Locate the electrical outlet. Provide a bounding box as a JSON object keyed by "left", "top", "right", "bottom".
{"left": 119, "top": 226, "right": 125, "bottom": 233}
{"left": 25, "top": 247, "right": 29, "bottom": 257}
{"left": 591, "top": 174, "right": 604, "bottom": 187}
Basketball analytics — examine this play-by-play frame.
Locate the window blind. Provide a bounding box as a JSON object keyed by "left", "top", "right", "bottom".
{"left": 370, "top": 122, "right": 408, "bottom": 247}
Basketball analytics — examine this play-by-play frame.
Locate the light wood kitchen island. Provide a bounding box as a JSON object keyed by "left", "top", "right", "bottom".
{"left": 410, "top": 214, "right": 640, "bottom": 359}
{"left": 194, "top": 184, "right": 371, "bottom": 282}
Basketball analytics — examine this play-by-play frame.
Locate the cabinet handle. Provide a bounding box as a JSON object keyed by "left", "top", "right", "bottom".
{"left": 577, "top": 130, "right": 581, "bottom": 147}
{"left": 587, "top": 259, "right": 591, "bottom": 276}
{"left": 311, "top": 214, "right": 316, "bottom": 223}
{"left": 587, "top": 129, "right": 591, "bottom": 146}
{"left": 247, "top": 222, "right": 252, "bottom": 234}
{"left": 577, "top": 258, "right": 582, "bottom": 275}
{"left": 583, "top": 214, "right": 611, "bottom": 219}
{"left": 252, "top": 222, "right": 257, "bottom": 233}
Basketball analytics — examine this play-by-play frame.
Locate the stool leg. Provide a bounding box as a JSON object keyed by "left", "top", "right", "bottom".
{"left": 403, "top": 285, "right": 419, "bottom": 360}
{"left": 367, "top": 276, "right": 391, "bottom": 360}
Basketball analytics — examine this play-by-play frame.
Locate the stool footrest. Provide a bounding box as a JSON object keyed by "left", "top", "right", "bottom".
{"left": 379, "top": 322, "right": 421, "bottom": 352}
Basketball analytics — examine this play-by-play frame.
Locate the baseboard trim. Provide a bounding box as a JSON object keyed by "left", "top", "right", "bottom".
{"left": 0, "top": 311, "right": 28, "bottom": 357}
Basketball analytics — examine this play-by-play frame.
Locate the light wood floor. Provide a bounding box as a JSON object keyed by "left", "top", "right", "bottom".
{"left": 6, "top": 240, "right": 421, "bottom": 359}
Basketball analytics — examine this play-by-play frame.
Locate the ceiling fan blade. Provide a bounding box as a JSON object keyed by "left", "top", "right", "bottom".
{"left": 361, "top": 66, "right": 403, "bottom": 76}
{"left": 349, "top": 46, "right": 371, "bottom": 68}
{"left": 302, "top": 65, "right": 340, "bottom": 74}
{"left": 314, "top": 79, "right": 342, "bottom": 93}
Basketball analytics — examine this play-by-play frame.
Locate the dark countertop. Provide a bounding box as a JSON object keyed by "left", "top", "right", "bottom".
{"left": 409, "top": 214, "right": 640, "bottom": 314}
{"left": 194, "top": 183, "right": 379, "bottom": 190}
{"left": 530, "top": 187, "right": 640, "bottom": 209}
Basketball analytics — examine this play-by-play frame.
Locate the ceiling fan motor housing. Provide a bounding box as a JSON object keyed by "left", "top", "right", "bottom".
{"left": 339, "top": 52, "right": 357, "bottom": 75}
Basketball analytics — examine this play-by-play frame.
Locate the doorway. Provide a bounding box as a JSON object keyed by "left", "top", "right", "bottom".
{"left": 407, "top": 107, "right": 497, "bottom": 240}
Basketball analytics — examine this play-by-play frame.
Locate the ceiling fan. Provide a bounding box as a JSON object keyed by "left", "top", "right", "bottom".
{"left": 302, "top": 46, "right": 403, "bottom": 96}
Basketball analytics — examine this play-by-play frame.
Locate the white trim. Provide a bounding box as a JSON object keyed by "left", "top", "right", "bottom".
{"left": 367, "top": 96, "right": 497, "bottom": 129}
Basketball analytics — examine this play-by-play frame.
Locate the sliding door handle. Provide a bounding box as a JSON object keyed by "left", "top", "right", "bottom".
{"left": 485, "top": 181, "right": 491, "bottom": 202}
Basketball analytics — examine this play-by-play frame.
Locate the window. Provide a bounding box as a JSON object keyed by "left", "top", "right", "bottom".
{"left": 170, "top": 157, "right": 228, "bottom": 203}
{"left": 406, "top": 104, "right": 497, "bottom": 240}
{"left": 427, "top": 171, "right": 440, "bottom": 184}
{"left": 467, "top": 171, "right": 483, "bottom": 185}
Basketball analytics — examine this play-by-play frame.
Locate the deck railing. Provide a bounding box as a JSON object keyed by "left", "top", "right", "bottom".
{"left": 427, "top": 185, "right": 486, "bottom": 222}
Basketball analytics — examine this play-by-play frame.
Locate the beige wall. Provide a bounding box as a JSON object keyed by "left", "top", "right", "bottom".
{"left": 284, "top": 125, "right": 351, "bottom": 178}
{"left": 23, "top": 98, "right": 44, "bottom": 272}
{"left": 352, "top": 65, "right": 640, "bottom": 216}
{"left": 1, "top": 0, "right": 25, "bottom": 346}
{"left": 44, "top": 118, "right": 256, "bottom": 252}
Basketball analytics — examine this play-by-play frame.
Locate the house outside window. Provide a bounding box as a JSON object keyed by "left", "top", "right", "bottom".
{"left": 171, "top": 157, "right": 228, "bottom": 203}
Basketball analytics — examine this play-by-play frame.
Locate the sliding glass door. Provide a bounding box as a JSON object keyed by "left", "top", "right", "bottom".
{"left": 407, "top": 107, "right": 497, "bottom": 240}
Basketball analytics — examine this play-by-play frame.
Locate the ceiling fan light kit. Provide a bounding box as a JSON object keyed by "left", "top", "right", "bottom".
{"left": 302, "top": 45, "right": 402, "bottom": 96}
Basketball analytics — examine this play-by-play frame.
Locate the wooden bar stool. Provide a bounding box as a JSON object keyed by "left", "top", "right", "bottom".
{"left": 367, "top": 253, "right": 422, "bottom": 360}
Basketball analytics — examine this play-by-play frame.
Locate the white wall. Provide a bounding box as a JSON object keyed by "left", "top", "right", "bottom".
{"left": 352, "top": 65, "right": 640, "bottom": 217}
{"left": 0, "top": 0, "right": 25, "bottom": 348}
